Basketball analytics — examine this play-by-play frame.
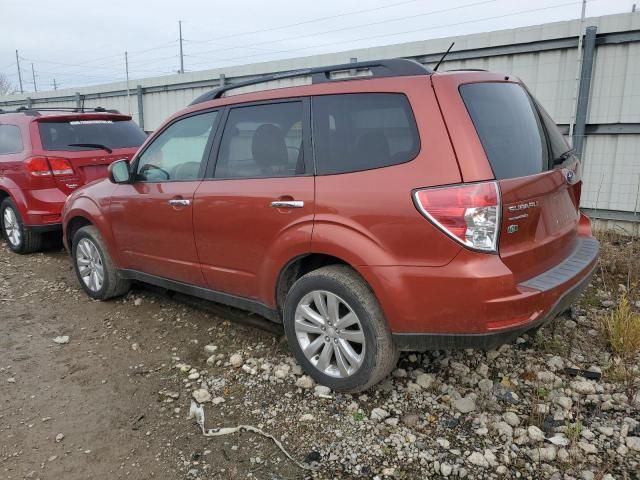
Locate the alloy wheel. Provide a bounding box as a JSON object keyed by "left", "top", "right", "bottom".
{"left": 294, "top": 290, "right": 365, "bottom": 378}
{"left": 76, "top": 238, "right": 105, "bottom": 292}
{"left": 3, "top": 207, "right": 21, "bottom": 247}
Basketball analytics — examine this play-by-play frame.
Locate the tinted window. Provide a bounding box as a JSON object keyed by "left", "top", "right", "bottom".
{"left": 536, "top": 101, "right": 571, "bottom": 161}
{"left": 460, "top": 83, "right": 549, "bottom": 179}
{"left": 215, "top": 102, "right": 303, "bottom": 178}
{"left": 39, "top": 119, "right": 146, "bottom": 151}
{"left": 312, "top": 93, "right": 419, "bottom": 175}
{"left": 0, "top": 125, "right": 23, "bottom": 154}
{"left": 136, "top": 111, "right": 217, "bottom": 182}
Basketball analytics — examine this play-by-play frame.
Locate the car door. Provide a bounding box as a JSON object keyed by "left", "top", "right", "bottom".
{"left": 193, "top": 98, "right": 314, "bottom": 302}
{"left": 109, "top": 110, "right": 219, "bottom": 286}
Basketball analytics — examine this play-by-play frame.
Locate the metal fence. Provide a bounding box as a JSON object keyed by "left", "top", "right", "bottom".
{"left": 2, "top": 11, "right": 639, "bottom": 227}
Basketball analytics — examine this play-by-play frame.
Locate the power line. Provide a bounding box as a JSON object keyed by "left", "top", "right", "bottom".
{"left": 187, "top": 0, "right": 586, "bottom": 70}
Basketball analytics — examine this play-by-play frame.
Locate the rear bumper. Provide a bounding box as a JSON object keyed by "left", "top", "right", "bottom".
{"left": 392, "top": 260, "right": 595, "bottom": 350}
{"left": 359, "top": 234, "right": 599, "bottom": 351}
{"left": 19, "top": 188, "right": 66, "bottom": 226}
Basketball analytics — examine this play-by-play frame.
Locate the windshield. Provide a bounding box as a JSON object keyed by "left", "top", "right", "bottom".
{"left": 460, "top": 82, "right": 554, "bottom": 180}
{"left": 39, "top": 119, "right": 147, "bottom": 152}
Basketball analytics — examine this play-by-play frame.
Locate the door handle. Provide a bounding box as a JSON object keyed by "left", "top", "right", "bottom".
{"left": 168, "top": 199, "right": 192, "bottom": 207}
{"left": 270, "top": 200, "right": 304, "bottom": 209}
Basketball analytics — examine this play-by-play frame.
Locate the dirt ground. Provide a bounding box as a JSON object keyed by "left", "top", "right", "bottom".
{"left": 0, "top": 241, "right": 299, "bottom": 480}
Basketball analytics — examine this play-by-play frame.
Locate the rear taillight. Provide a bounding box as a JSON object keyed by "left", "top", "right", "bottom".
{"left": 47, "top": 157, "right": 74, "bottom": 176}
{"left": 413, "top": 181, "right": 501, "bottom": 252}
{"left": 26, "top": 157, "right": 52, "bottom": 176}
{"left": 25, "top": 156, "right": 74, "bottom": 177}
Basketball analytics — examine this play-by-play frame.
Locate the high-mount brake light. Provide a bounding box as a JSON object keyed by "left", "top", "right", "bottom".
{"left": 413, "top": 181, "right": 501, "bottom": 252}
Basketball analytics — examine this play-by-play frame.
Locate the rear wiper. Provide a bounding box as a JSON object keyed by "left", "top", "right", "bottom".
{"left": 552, "top": 148, "right": 574, "bottom": 166}
{"left": 67, "top": 143, "right": 113, "bottom": 153}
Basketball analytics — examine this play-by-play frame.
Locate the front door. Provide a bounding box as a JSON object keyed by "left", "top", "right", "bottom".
{"left": 193, "top": 99, "right": 314, "bottom": 302}
{"left": 109, "top": 110, "right": 219, "bottom": 285}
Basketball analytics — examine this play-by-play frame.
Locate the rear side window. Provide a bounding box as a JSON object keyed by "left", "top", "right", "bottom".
{"left": 38, "top": 119, "right": 147, "bottom": 151}
{"left": 0, "top": 125, "right": 23, "bottom": 154}
{"left": 312, "top": 93, "right": 419, "bottom": 175}
{"left": 460, "top": 83, "right": 549, "bottom": 179}
{"left": 215, "top": 101, "right": 304, "bottom": 179}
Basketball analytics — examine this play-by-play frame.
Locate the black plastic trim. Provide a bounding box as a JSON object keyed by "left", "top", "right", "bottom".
{"left": 118, "top": 269, "right": 280, "bottom": 323}
{"left": 392, "top": 261, "right": 596, "bottom": 351}
{"left": 26, "top": 223, "right": 62, "bottom": 233}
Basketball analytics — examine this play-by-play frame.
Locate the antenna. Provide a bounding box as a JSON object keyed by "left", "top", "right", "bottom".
{"left": 433, "top": 42, "right": 455, "bottom": 72}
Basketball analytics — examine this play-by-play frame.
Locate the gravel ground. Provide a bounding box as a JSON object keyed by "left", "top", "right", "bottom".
{"left": 0, "top": 235, "right": 639, "bottom": 480}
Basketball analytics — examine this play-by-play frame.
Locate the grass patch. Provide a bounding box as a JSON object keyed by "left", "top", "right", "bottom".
{"left": 565, "top": 420, "right": 583, "bottom": 444}
{"left": 599, "top": 295, "right": 640, "bottom": 361}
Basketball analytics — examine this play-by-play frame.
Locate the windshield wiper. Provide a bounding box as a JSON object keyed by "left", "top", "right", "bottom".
{"left": 67, "top": 143, "right": 113, "bottom": 153}
{"left": 552, "top": 148, "right": 574, "bottom": 166}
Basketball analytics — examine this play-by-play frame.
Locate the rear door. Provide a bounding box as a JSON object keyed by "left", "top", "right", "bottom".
{"left": 193, "top": 99, "right": 314, "bottom": 301}
{"left": 109, "top": 110, "right": 219, "bottom": 286}
{"left": 34, "top": 115, "right": 146, "bottom": 194}
{"left": 434, "top": 75, "right": 581, "bottom": 282}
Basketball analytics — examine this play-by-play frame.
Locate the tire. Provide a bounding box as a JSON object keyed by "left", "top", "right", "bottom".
{"left": 1, "top": 198, "right": 43, "bottom": 254}
{"left": 71, "top": 225, "right": 130, "bottom": 300}
{"left": 283, "top": 265, "right": 398, "bottom": 392}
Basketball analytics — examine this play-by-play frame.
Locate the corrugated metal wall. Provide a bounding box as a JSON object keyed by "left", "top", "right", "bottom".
{"left": 2, "top": 11, "right": 639, "bottom": 222}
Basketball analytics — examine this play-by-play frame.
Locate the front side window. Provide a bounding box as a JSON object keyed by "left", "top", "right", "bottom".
{"left": 312, "top": 93, "right": 420, "bottom": 175}
{"left": 39, "top": 119, "right": 146, "bottom": 151}
{"left": 0, "top": 125, "right": 23, "bottom": 155}
{"left": 136, "top": 111, "right": 218, "bottom": 182}
{"left": 214, "top": 101, "right": 304, "bottom": 179}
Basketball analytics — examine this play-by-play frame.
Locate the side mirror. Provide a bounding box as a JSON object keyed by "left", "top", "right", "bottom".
{"left": 108, "top": 159, "right": 131, "bottom": 184}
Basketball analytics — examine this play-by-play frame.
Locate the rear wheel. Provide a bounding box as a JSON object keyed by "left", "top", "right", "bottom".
{"left": 1, "top": 198, "right": 43, "bottom": 254}
{"left": 283, "top": 265, "right": 398, "bottom": 392}
{"left": 72, "top": 225, "right": 130, "bottom": 300}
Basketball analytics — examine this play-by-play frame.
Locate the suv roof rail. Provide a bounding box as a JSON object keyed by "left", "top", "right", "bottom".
{"left": 0, "top": 106, "right": 121, "bottom": 116}
{"left": 190, "top": 58, "right": 432, "bottom": 105}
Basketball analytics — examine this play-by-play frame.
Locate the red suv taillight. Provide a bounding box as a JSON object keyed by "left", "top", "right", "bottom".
{"left": 26, "top": 156, "right": 74, "bottom": 177}
{"left": 413, "top": 181, "right": 501, "bottom": 252}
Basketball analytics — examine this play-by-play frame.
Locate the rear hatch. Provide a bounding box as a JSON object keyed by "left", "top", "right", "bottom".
{"left": 35, "top": 114, "right": 147, "bottom": 194}
{"left": 437, "top": 76, "right": 581, "bottom": 282}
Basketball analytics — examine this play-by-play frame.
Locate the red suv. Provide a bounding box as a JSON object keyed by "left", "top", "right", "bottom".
{"left": 62, "top": 59, "right": 599, "bottom": 392}
{"left": 0, "top": 107, "right": 146, "bottom": 253}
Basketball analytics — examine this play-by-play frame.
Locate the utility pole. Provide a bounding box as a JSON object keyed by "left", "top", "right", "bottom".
{"left": 15, "top": 50, "right": 23, "bottom": 94}
{"left": 179, "top": 20, "right": 184, "bottom": 74}
{"left": 125, "top": 51, "right": 131, "bottom": 114}
{"left": 52, "top": 78, "right": 58, "bottom": 90}
{"left": 31, "top": 63, "right": 37, "bottom": 92}
{"left": 568, "top": 0, "right": 587, "bottom": 141}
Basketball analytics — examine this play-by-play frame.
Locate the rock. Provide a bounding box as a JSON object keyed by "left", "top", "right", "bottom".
{"left": 492, "top": 421, "right": 514, "bottom": 438}
{"left": 467, "top": 451, "right": 489, "bottom": 467}
{"left": 206, "top": 355, "right": 216, "bottom": 365}
{"left": 192, "top": 389, "right": 211, "bottom": 404}
{"left": 406, "top": 382, "right": 421, "bottom": 394}
{"left": 211, "top": 396, "right": 225, "bottom": 405}
{"left": 436, "top": 438, "right": 450, "bottom": 449}
{"left": 528, "top": 446, "right": 557, "bottom": 462}
{"left": 295, "top": 375, "right": 314, "bottom": 389}
{"left": 528, "top": 425, "right": 545, "bottom": 442}
{"left": 483, "top": 449, "right": 496, "bottom": 466}
{"left": 7, "top": 377, "right": 15, "bottom": 383}
{"left": 476, "top": 363, "right": 489, "bottom": 377}
{"left": 55, "top": 433, "right": 64, "bottom": 443}
{"left": 381, "top": 467, "right": 395, "bottom": 477}
{"left": 571, "top": 380, "right": 596, "bottom": 395}
{"left": 241, "top": 364, "right": 257, "bottom": 375}
{"left": 581, "top": 471, "right": 595, "bottom": 480}
{"left": 415, "top": 373, "right": 435, "bottom": 389}
{"left": 626, "top": 437, "right": 640, "bottom": 452}
{"left": 454, "top": 395, "right": 476, "bottom": 413}
{"left": 53, "top": 335, "right": 69, "bottom": 344}
{"left": 503, "top": 411, "right": 520, "bottom": 427}
{"left": 477, "top": 378, "right": 493, "bottom": 393}
{"left": 229, "top": 353, "right": 243, "bottom": 368}
{"left": 204, "top": 345, "right": 217, "bottom": 355}
{"left": 536, "top": 371, "right": 556, "bottom": 384}
{"left": 133, "top": 297, "right": 143, "bottom": 306}
{"left": 402, "top": 414, "right": 419, "bottom": 427}
{"left": 393, "top": 368, "right": 407, "bottom": 378}
{"left": 274, "top": 364, "right": 290, "bottom": 379}
{"left": 597, "top": 426, "right": 614, "bottom": 437}
{"left": 440, "top": 463, "right": 453, "bottom": 476}
{"left": 546, "top": 355, "right": 564, "bottom": 371}
{"left": 299, "top": 413, "right": 315, "bottom": 422}
{"left": 188, "top": 371, "right": 200, "bottom": 380}
{"left": 371, "top": 408, "right": 390, "bottom": 421}
{"left": 600, "top": 300, "right": 614, "bottom": 308}
{"left": 578, "top": 442, "right": 597, "bottom": 454}
{"left": 314, "top": 385, "right": 331, "bottom": 396}
{"left": 554, "top": 396, "right": 573, "bottom": 410}
{"left": 547, "top": 434, "right": 570, "bottom": 446}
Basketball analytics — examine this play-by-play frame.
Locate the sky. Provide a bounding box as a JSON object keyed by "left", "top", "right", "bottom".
{"left": 0, "top": 0, "right": 635, "bottom": 93}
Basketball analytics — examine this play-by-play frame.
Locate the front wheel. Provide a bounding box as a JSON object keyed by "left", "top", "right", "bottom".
{"left": 283, "top": 265, "right": 398, "bottom": 392}
{"left": 72, "top": 225, "right": 130, "bottom": 300}
{"left": 1, "top": 198, "right": 43, "bottom": 254}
